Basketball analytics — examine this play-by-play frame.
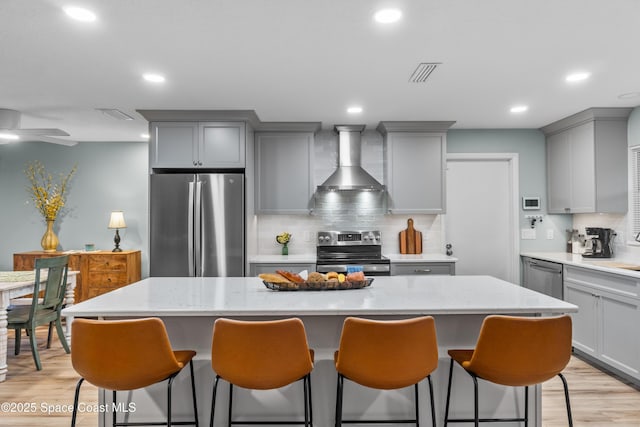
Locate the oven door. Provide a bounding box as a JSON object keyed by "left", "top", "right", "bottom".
{"left": 316, "top": 263, "right": 391, "bottom": 276}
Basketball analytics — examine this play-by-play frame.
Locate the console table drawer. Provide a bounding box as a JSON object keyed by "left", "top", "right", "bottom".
{"left": 88, "top": 254, "right": 128, "bottom": 271}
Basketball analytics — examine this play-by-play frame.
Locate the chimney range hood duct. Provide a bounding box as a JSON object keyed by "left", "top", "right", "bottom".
{"left": 317, "top": 125, "right": 385, "bottom": 192}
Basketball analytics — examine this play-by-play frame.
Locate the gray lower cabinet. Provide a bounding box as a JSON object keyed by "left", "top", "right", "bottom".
{"left": 250, "top": 262, "right": 316, "bottom": 276}
{"left": 255, "top": 128, "right": 317, "bottom": 214}
{"left": 391, "top": 262, "right": 455, "bottom": 276}
{"left": 541, "top": 108, "right": 631, "bottom": 213}
{"left": 150, "top": 121, "right": 246, "bottom": 169}
{"left": 564, "top": 265, "right": 640, "bottom": 382}
{"left": 377, "top": 121, "right": 455, "bottom": 214}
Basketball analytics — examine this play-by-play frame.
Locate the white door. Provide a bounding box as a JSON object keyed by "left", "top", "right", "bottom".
{"left": 445, "top": 154, "right": 519, "bottom": 283}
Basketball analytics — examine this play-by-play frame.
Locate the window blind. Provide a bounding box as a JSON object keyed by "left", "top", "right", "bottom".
{"left": 631, "top": 147, "right": 640, "bottom": 238}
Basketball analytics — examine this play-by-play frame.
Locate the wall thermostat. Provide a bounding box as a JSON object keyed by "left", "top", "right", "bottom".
{"left": 522, "top": 196, "right": 540, "bottom": 210}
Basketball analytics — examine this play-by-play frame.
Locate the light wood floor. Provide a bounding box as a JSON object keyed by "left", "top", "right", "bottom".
{"left": 1, "top": 327, "right": 640, "bottom": 426}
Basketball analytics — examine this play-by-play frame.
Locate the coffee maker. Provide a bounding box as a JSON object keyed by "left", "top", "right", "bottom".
{"left": 582, "top": 227, "right": 616, "bottom": 258}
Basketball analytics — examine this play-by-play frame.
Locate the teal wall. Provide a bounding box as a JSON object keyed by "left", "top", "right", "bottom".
{"left": 0, "top": 141, "right": 149, "bottom": 275}
{"left": 448, "top": 129, "right": 573, "bottom": 252}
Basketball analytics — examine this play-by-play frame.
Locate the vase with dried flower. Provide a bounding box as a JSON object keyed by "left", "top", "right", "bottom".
{"left": 25, "top": 161, "right": 77, "bottom": 252}
{"left": 276, "top": 232, "right": 291, "bottom": 256}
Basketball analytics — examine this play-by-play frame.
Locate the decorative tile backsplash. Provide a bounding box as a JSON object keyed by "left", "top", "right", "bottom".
{"left": 256, "top": 213, "right": 443, "bottom": 255}
{"left": 573, "top": 213, "right": 640, "bottom": 260}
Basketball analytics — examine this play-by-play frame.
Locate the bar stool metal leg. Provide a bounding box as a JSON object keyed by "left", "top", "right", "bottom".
{"left": 210, "top": 376, "right": 221, "bottom": 427}
{"left": 414, "top": 383, "right": 420, "bottom": 427}
{"left": 189, "top": 361, "right": 200, "bottom": 427}
{"left": 71, "top": 378, "right": 85, "bottom": 427}
{"left": 227, "top": 383, "right": 233, "bottom": 427}
{"left": 427, "top": 376, "right": 436, "bottom": 427}
{"left": 444, "top": 359, "right": 454, "bottom": 427}
{"left": 558, "top": 373, "right": 574, "bottom": 427}
{"left": 306, "top": 374, "right": 313, "bottom": 427}
{"left": 335, "top": 374, "right": 344, "bottom": 427}
{"left": 524, "top": 385, "right": 529, "bottom": 427}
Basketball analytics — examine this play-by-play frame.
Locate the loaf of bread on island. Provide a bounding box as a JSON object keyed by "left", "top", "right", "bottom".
{"left": 258, "top": 273, "right": 291, "bottom": 284}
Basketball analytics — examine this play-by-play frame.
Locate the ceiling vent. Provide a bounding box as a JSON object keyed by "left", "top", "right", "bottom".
{"left": 409, "top": 62, "right": 440, "bottom": 83}
{"left": 96, "top": 108, "right": 135, "bottom": 121}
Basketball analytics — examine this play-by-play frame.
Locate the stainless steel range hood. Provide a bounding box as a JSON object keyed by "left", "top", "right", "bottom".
{"left": 317, "top": 125, "right": 385, "bottom": 192}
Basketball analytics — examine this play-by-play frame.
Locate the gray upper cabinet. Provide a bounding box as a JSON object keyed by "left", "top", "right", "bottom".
{"left": 199, "top": 122, "right": 245, "bottom": 168}
{"left": 150, "top": 122, "right": 199, "bottom": 168}
{"left": 542, "top": 108, "right": 631, "bottom": 214}
{"left": 150, "top": 121, "right": 246, "bottom": 169}
{"left": 377, "top": 121, "right": 455, "bottom": 214}
{"left": 255, "top": 123, "right": 320, "bottom": 214}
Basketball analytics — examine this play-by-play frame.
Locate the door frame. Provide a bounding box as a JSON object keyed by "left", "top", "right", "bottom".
{"left": 446, "top": 153, "right": 520, "bottom": 283}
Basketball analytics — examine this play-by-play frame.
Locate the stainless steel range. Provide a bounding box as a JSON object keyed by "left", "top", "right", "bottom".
{"left": 316, "top": 230, "right": 390, "bottom": 276}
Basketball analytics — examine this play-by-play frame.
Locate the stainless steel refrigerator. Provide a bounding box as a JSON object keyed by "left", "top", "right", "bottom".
{"left": 150, "top": 173, "right": 244, "bottom": 277}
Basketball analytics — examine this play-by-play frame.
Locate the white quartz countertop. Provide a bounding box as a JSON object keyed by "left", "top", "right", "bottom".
{"left": 63, "top": 275, "right": 575, "bottom": 318}
{"left": 521, "top": 252, "right": 640, "bottom": 279}
{"left": 248, "top": 254, "right": 458, "bottom": 263}
{"left": 248, "top": 254, "right": 317, "bottom": 263}
{"left": 385, "top": 253, "right": 458, "bottom": 262}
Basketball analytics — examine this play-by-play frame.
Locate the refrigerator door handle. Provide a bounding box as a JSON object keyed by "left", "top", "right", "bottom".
{"left": 194, "top": 178, "right": 203, "bottom": 276}
{"left": 187, "top": 180, "right": 195, "bottom": 277}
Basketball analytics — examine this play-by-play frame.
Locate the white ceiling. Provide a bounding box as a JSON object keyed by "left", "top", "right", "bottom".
{"left": 1, "top": 0, "right": 640, "bottom": 142}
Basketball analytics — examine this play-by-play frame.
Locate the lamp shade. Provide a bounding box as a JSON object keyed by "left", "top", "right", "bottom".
{"left": 108, "top": 211, "right": 126, "bottom": 229}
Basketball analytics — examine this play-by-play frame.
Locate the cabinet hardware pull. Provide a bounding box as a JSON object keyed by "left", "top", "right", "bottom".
{"left": 414, "top": 269, "right": 431, "bottom": 273}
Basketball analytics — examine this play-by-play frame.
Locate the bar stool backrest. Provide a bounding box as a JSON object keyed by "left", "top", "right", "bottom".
{"left": 71, "top": 318, "right": 183, "bottom": 390}
{"left": 335, "top": 316, "right": 438, "bottom": 390}
{"left": 465, "top": 314, "right": 572, "bottom": 386}
{"left": 211, "top": 317, "right": 313, "bottom": 390}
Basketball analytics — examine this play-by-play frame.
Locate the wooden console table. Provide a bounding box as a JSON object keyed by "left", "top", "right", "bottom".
{"left": 13, "top": 250, "right": 141, "bottom": 302}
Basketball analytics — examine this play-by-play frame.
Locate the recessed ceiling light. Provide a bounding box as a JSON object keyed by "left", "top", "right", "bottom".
{"left": 347, "top": 106, "right": 363, "bottom": 114}
{"left": 141, "top": 133, "right": 150, "bottom": 139}
{"left": 374, "top": 9, "right": 402, "bottom": 24}
{"left": 143, "top": 73, "right": 166, "bottom": 83}
{"left": 510, "top": 105, "right": 528, "bottom": 114}
{"left": 565, "top": 72, "right": 590, "bottom": 83}
{"left": 0, "top": 132, "right": 19, "bottom": 140}
{"left": 618, "top": 92, "right": 640, "bottom": 99}
{"left": 63, "top": 6, "right": 97, "bottom": 22}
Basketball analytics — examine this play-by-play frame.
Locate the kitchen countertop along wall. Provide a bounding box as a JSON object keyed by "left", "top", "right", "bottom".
{"left": 522, "top": 251, "right": 640, "bottom": 279}
{"left": 248, "top": 253, "right": 458, "bottom": 264}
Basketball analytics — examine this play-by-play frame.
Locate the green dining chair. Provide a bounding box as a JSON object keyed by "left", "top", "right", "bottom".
{"left": 8, "top": 255, "right": 70, "bottom": 370}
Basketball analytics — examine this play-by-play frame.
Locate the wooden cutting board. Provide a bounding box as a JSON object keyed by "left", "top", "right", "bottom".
{"left": 599, "top": 261, "right": 640, "bottom": 271}
{"left": 399, "top": 218, "right": 423, "bottom": 254}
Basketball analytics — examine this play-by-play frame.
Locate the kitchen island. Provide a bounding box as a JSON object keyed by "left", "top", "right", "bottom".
{"left": 63, "top": 275, "right": 576, "bottom": 427}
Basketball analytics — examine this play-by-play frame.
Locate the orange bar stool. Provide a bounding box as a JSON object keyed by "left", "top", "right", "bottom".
{"left": 443, "top": 314, "right": 573, "bottom": 427}
{"left": 70, "top": 318, "right": 199, "bottom": 427}
{"left": 334, "top": 316, "right": 439, "bottom": 426}
{"left": 210, "top": 317, "right": 314, "bottom": 427}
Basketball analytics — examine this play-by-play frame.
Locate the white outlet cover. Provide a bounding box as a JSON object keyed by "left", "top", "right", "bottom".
{"left": 546, "top": 229, "right": 554, "bottom": 239}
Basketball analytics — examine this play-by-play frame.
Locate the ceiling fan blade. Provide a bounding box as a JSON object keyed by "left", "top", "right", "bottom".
{"left": 36, "top": 135, "right": 78, "bottom": 146}
{"left": 7, "top": 128, "right": 70, "bottom": 136}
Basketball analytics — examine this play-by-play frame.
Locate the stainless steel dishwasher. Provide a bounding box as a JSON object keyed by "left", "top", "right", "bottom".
{"left": 522, "top": 257, "right": 564, "bottom": 299}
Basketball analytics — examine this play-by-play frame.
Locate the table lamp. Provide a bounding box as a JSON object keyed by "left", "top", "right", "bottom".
{"left": 108, "top": 211, "right": 126, "bottom": 252}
